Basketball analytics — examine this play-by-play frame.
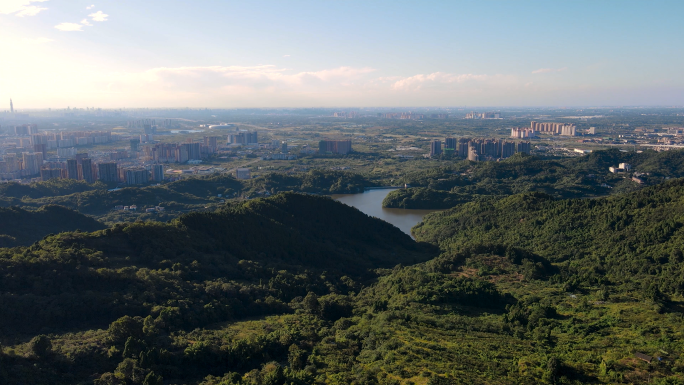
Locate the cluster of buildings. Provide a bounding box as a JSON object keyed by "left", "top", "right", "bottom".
{"left": 509, "top": 122, "right": 578, "bottom": 138}
{"left": 318, "top": 140, "right": 353, "bottom": 155}
{"left": 530, "top": 121, "right": 577, "bottom": 136}
{"left": 465, "top": 111, "right": 500, "bottom": 119}
{"left": 608, "top": 163, "right": 631, "bottom": 173}
{"left": 37, "top": 158, "right": 164, "bottom": 185}
{"left": 31, "top": 130, "right": 114, "bottom": 149}
{"left": 138, "top": 136, "right": 220, "bottom": 163}
{"left": 377, "top": 112, "right": 426, "bottom": 120}
{"left": 228, "top": 131, "right": 258, "bottom": 145}
{"left": 430, "top": 137, "right": 532, "bottom": 161}
{"left": 333, "top": 111, "right": 359, "bottom": 118}
{"left": 510, "top": 128, "right": 537, "bottom": 138}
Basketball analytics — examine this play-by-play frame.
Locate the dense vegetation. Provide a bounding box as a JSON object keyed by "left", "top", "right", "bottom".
{"left": 4, "top": 159, "right": 684, "bottom": 383}
{"left": 383, "top": 149, "right": 684, "bottom": 209}
{"left": 414, "top": 178, "right": 684, "bottom": 296}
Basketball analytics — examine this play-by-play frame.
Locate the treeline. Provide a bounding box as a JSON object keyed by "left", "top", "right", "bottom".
{"left": 0, "top": 170, "right": 373, "bottom": 218}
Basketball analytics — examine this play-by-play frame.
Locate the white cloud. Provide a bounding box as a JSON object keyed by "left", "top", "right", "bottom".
{"left": 55, "top": 22, "right": 83, "bottom": 32}
{"left": 283, "top": 54, "right": 291, "bottom": 58}
{"left": 532, "top": 67, "right": 567, "bottom": 74}
{"left": 21, "top": 37, "right": 53, "bottom": 44}
{"left": 88, "top": 10, "right": 108, "bottom": 22}
{"left": 98, "top": 65, "right": 378, "bottom": 99}
{"left": 0, "top": 0, "right": 48, "bottom": 16}
{"left": 81, "top": 18, "right": 92, "bottom": 26}
{"left": 15, "top": 5, "right": 47, "bottom": 16}
{"left": 390, "top": 72, "right": 504, "bottom": 91}
{"left": 86, "top": 4, "right": 95, "bottom": 10}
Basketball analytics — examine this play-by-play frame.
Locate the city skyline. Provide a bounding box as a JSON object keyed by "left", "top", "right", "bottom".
{"left": 2, "top": 0, "right": 683, "bottom": 108}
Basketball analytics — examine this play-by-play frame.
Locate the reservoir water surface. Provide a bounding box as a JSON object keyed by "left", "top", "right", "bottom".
{"left": 331, "top": 188, "right": 439, "bottom": 238}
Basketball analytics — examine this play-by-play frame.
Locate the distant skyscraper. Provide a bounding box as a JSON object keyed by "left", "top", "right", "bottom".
{"left": 67, "top": 159, "right": 79, "bottom": 179}
{"left": 40, "top": 168, "right": 62, "bottom": 181}
{"left": 151, "top": 164, "right": 164, "bottom": 182}
{"left": 125, "top": 168, "right": 149, "bottom": 185}
{"left": 22, "top": 152, "right": 42, "bottom": 175}
{"left": 430, "top": 140, "right": 442, "bottom": 157}
{"left": 517, "top": 141, "right": 532, "bottom": 154}
{"left": 81, "top": 158, "right": 94, "bottom": 183}
{"left": 98, "top": 162, "right": 118, "bottom": 182}
{"left": 67, "top": 159, "right": 79, "bottom": 180}
{"left": 10, "top": 99, "right": 13, "bottom": 114}
{"left": 318, "top": 140, "right": 352, "bottom": 155}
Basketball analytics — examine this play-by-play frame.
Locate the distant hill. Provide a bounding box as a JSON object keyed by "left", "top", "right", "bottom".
{"left": 0, "top": 205, "right": 105, "bottom": 247}
{"left": 384, "top": 149, "right": 684, "bottom": 209}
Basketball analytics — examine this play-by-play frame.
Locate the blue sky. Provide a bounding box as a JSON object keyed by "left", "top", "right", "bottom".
{"left": 1, "top": 0, "right": 683, "bottom": 108}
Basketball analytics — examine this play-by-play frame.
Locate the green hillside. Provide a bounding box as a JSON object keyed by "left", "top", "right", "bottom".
{"left": 3, "top": 184, "right": 684, "bottom": 383}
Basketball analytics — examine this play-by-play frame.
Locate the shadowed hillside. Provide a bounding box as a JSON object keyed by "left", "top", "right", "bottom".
{"left": 0, "top": 205, "right": 106, "bottom": 247}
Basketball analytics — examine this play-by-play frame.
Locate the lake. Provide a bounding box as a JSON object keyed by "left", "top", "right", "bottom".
{"left": 331, "top": 188, "right": 440, "bottom": 238}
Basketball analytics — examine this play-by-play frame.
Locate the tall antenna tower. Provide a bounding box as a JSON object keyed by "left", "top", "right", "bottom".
{"left": 10, "top": 99, "right": 13, "bottom": 113}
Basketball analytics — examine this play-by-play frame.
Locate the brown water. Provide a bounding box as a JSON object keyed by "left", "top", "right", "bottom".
{"left": 331, "top": 188, "right": 440, "bottom": 238}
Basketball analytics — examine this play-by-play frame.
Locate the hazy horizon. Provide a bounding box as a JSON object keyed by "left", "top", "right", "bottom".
{"left": 2, "top": 0, "right": 683, "bottom": 109}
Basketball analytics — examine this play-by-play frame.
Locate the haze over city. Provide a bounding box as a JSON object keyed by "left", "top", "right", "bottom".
{"left": 2, "top": 0, "right": 684, "bottom": 108}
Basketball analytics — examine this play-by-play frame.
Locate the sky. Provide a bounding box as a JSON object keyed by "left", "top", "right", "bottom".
{"left": 1, "top": 0, "right": 683, "bottom": 109}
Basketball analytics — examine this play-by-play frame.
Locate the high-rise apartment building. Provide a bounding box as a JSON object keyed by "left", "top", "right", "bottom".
{"left": 530, "top": 121, "right": 575, "bottom": 135}
{"left": 517, "top": 141, "right": 532, "bottom": 154}
{"left": 318, "top": 140, "right": 352, "bottom": 155}
{"left": 81, "top": 158, "right": 94, "bottom": 183}
{"left": 445, "top": 138, "right": 457, "bottom": 150}
{"left": 130, "top": 138, "right": 140, "bottom": 152}
{"left": 500, "top": 141, "right": 516, "bottom": 158}
{"left": 98, "top": 162, "right": 119, "bottom": 183}
{"left": 151, "top": 164, "right": 164, "bottom": 182}
{"left": 176, "top": 145, "right": 189, "bottom": 163}
{"left": 511, "top": 128, "right": 536, "bottom": 138}
{"left": 125, "top": 168, "right": 149, "bottom": 185}
{"left": 430, "top": 140, "right": 442, "bottom": 157}
{"left": 21, "top": 152, "right": 43, "bottom": 175}
{"left": 40, "top": 168, "right": 62, "bottom": 181}
{"left": 67, "top": 159, "right": 79, "bottom": 180}
{"left": 228, "top": 132, "right": 258, "bottom": 145}
{"left": 203, "top": 136, "right": 219, "bottom": 153}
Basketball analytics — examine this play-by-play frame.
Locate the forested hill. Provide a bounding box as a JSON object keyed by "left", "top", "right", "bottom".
{"left": 0, "top": 205, "right": 106, "bottom": 247}
{"left": 0, "top": 192, "right": 431, "bottom": 336}
{"left": 5, "top": 189, "right": 684, "bottom": 383}
{"left": 414, "top": 178, "right": 684, "bottom": 294}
